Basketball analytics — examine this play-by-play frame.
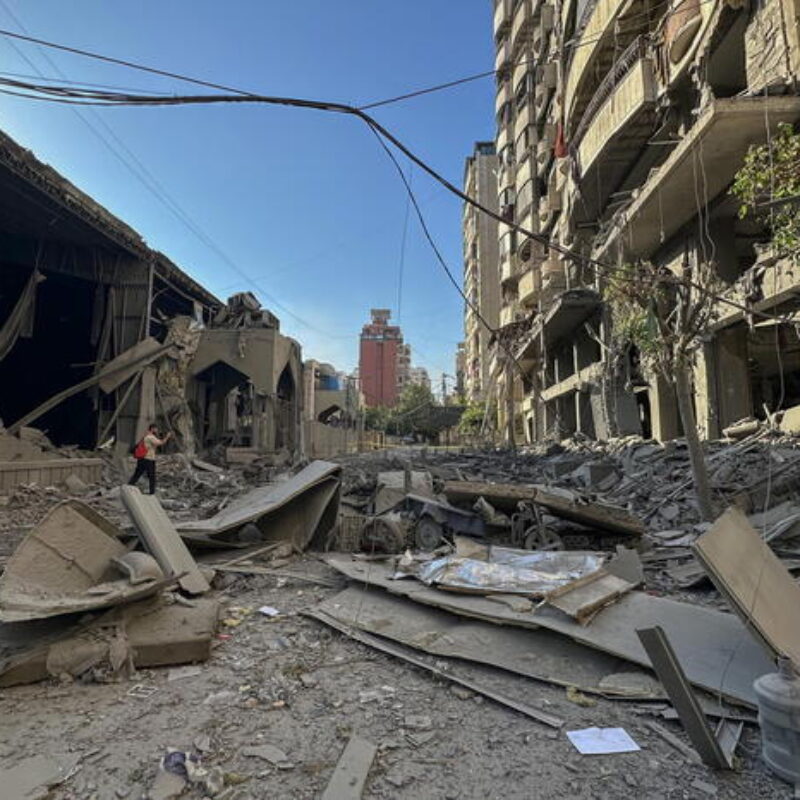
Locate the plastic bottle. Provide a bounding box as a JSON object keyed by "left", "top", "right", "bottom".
{"left": 754, "top": 657, "right": 800, "bottom": 784}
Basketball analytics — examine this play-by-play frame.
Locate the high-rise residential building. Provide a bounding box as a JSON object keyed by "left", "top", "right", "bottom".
{"left": 396, "top": 342, "right": 411, "bottom": 396}
{"left": 462, "top": 141, "right": 501, "bottom": 403}
{"left": 490, "top": 0, "right": 800, "bottom": 444}
{"left": 359, "top": 308, "right": 403, "bottom": 408}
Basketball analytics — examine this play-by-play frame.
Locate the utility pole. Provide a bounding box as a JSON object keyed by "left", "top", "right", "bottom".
{"left": 441, "top": 373, "right": 447, "bottom": 406}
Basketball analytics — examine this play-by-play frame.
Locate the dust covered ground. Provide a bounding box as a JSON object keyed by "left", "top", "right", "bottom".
{"left": 1, "top": 442, "right": 798, "bottom": 799}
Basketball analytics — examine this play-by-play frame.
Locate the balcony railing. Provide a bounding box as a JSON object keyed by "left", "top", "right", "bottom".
{"left": 564, "top": 0, "right": 625, "bottom": 123}
{"left": 571, "top": 36, "right": 650, "bottom": 152}
{"left": 576, "top": 53, "right": 656, "bottom": 174}
{"left": 494, "top": 0, "right": 512, "bottom": 38}
{"left": 511, "top": 0, "right": 533, "bottom": 55}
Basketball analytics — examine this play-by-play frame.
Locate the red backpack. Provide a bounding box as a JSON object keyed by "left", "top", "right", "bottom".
{"left": 133, "top": 439, "right": 147, "bottom": 459}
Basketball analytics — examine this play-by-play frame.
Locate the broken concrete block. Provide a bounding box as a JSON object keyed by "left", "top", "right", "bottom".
{"left": 121, "top": 485, "right": 210, "bottom": 595}
{"left": 0, "top": 596, "right": 219, "bottom": 686}
{"left": 64, "top": 473, "right": 88, "bottom": 493}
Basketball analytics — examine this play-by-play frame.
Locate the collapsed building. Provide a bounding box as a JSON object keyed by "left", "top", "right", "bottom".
{"left": 0, "top": 129, "right": 307, "bottom": 483}
{"left": 0, "top": 129, "right": 217, "bottom": 453}
{"left": 482, "top": 0, "right": 800, "bottom": 442}
{"left": 187, "top": 292, "right": 303, "bottom": 457}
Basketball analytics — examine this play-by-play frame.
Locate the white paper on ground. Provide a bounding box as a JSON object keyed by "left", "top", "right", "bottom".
{"left": 566, "top": 727, "right": 640, "bottom": 755}
{"left": 258, "top": 605, "right": 280, "bottom": 617}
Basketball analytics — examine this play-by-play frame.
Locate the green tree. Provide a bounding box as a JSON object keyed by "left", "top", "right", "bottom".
{"left": 364, "top": 405, "right": 390, "bottom": 431}
{"left": 732, "top": 122, "right": 800, "bottom": 259}
{"left": 392, "top": 383, "right": 436, "bottom": 438}
{"left": 458, "top": 402, "right": 487, "bottom": 435}
{"left": 605, "top": 258, "right": 718, "bottom": 521}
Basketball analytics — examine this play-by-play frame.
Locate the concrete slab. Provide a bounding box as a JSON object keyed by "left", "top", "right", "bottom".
{"left": 121, "top": 486, "right": 210, "bottom": 595}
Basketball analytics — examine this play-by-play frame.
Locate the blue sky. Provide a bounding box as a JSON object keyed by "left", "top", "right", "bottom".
{"left": 0, "top": 1, "right": 496, "bottom": 395}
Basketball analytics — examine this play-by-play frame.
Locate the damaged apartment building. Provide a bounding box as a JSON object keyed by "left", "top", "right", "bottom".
{"left": 474, "top": 0, "right": 800, "bottom": 442}
{"left": 0, "top": 128, "right": 304, "bottom": 487}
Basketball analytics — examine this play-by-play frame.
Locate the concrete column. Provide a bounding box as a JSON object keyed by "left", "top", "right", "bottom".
{"left": 649, "top": 373, "right": 681, "bottom": 442}
{"left": 715, "top": 326, "right": 752, "bottom": 432}
{"left": 694, "top": 339, "right": 718, "bottom": 439}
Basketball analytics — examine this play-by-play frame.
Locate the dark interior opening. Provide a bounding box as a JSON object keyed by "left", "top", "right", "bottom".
{"left": 0, "top": 264, "right": 96, "bottom": 447}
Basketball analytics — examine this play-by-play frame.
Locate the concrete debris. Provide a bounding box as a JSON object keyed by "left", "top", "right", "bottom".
{"left": 320, "top": 735, "right": 377, "bottom": 800}
{"left": 0, "top": 753, "right": 82, "bottom": 800}
{"left": 0, "top": 595, "right": 220, "bottom": 686}
{"left": 1, "top": 437, "right": 799, "bottom": 797}
{"left": 325, "top": 554, "right": 773, "bottom": 707}
{"left": 121, "top": 485, "right": 210, "bottom": 596}
{"left": 0, "top": 500, "right": 172, "bottom": 622}
{"left": 177, "top": 459, "right": 341, "bottom": 549}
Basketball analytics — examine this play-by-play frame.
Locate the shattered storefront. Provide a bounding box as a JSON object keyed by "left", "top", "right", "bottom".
{"left": 187, "top": 294, "right": 303, "bottom": 456}
{"left": 0, "top": 129, "right": 218, "bottom": 453}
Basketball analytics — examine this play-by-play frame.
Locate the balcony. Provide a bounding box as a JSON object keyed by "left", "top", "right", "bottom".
{"left": 515, "top": 152, "right": 535, "bottom": 189}
{"left": 518, "top": 266, "right": 542, "bottom": 308}
{"left": 495, "top": 81, "right": 511, "bottom": 116}
{"left": 495, "top": 36, "right": 512, "bottom": 78}
{"left": 513, "top": 101, "right": 533, "bottom": 145}
{"left": 500, "top": 303, "right": 520, "bottom": 327}
{"left": 500, "top": 253, "right": 519, "bottom": 284}
{"left": 511, "top": 0, "right": 534, "bottom": 55}
{"left": 496, "top": 123, "right": 511, "bottom": 154}
{"left": 498, "top": 162, "right": 516, "bottom": 192}
{"left": 595, "top": 96, "right": 800, "bottom": 261}
{"left": 564, "top": 0, "right": 654, "bottom": 131}
{"left": 494, "top": 0, "right": 512, "bottom": 38}
{"left": 572, "top": 53, "right": 657, "bottom": 222}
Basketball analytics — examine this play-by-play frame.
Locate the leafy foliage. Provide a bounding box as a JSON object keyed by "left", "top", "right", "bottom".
{"left": 457, "top": 402, "right": 487, "bottom": 435}
{"left": 364, "top": 405, "right": 391, "bottom": 431}
{"left": 732, "top": 122, "right": 800, "bottom": 259}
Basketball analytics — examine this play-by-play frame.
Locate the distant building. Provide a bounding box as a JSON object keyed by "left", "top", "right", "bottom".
{"left": 396, "top": 342, "right": 411, "bottom": 396}
{"left": 409, "top": 366, "right": 431, "bottom": 392}
{"left": 359, "top": 308, "right": 404, "bottom": 408}
{"left": 462, "top": 141, "right": 500, "bottom": 403}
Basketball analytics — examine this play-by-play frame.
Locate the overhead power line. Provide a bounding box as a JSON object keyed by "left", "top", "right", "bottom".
{"left": 0, "top": 27, "right": 790, "bottom": 337}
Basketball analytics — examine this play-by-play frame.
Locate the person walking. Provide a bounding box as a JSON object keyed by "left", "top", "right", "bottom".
{"left": 129, "top": 423, "right": 172, "bottom": 495}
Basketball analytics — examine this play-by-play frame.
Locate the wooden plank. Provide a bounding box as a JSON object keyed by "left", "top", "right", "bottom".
{"left": 637, "top": 626, "right": 733, "bottom": 769}
{"left": 121, "top": 486, "right": 210, "bottom": 595}
{"left": 325, "top": 555, "right": 773, "bottom": 708}
{"left": 693, "top": 506, "right": 800, "bottom": 667}
{"left": 548, "top": 572, "right": 636, "bottom": 623}
{"left": 320, "top": 735, "right": 377, "bottom": 800}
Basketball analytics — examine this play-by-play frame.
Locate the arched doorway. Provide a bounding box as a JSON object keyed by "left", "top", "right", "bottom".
{"left": 275, "top": 363, "right": 297, "bottom": 451}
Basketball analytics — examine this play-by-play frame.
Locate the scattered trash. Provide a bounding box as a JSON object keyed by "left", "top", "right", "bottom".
{"left": 566, "top": 686, "right": 597, "bottom": 707}
{"left": 258, "top": 605, "right": 281, "bottom": 617}
{"left": 566, "top": 727, "right": 640, "bottom": 755}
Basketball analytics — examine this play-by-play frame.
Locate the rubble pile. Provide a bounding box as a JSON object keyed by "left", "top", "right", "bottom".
{"left": 0, "top": 432, "right": 799, "bottom": 797}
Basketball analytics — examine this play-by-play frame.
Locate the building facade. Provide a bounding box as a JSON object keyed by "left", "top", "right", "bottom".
{"left": 488, "top": 0, "right": 800, "bottom": 443}
{"left": 359, "top": 308, "right": 403, "bottom": 408}
{"left": 462, "top": 141, "right": 501, "bottom": 403}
